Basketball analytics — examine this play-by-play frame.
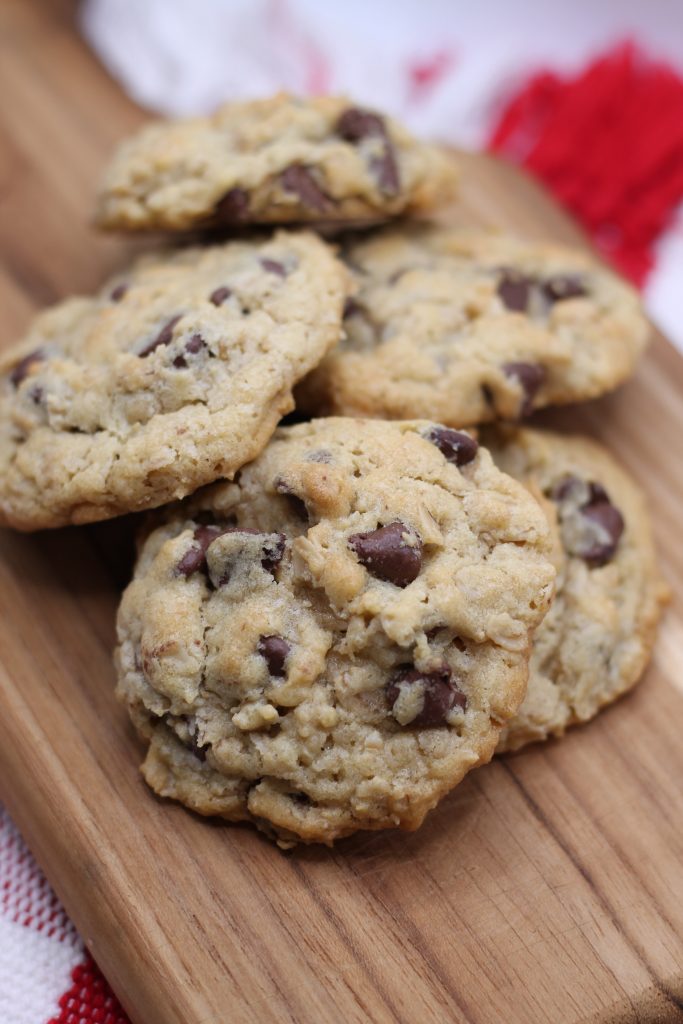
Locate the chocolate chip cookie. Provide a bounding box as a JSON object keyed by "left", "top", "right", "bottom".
{"left": 485, "top": 427, "right": 669, "bottom": 752}
{"left": 95, "top": 94, "right": 457, "bottom": 233}
{"left": 297, "top": 225, "right": 649, "bottom": 425}
{"left": 115, "top": 418, "right": 555, "bottom": 845}
{"left": 0, "top": 231, "right": 348, "bottom": 530}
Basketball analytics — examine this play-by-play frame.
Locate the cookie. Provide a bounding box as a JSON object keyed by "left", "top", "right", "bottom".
{"left": 0, "top": 231, "right": 348, "bottom": 530}
{"left": 115, "top": 418, "right": 556, "bottom": 846}
{"left": 485, "top": 427, "right": 669, "bottom": 752}
{"left": 95, "top": 94, "right": 457, "bottom": 232}
{"left": 297, "top": 225, "right": 649, "bottom": 425}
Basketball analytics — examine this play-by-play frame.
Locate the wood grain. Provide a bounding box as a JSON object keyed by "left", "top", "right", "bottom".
{"left": 0, "top": 3, "right": 682, "bottom": 1023}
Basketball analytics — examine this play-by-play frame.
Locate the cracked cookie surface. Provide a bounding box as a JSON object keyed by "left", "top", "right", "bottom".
{"left": 297, "top": 225, "right": 649, "bottom": 425}
{"left": 115, "top": 418, "right": 555, "bottom": 846}
{"left": 486, "top": 428, "right": 669, "bottom": 753}
{"left": 0, "top": 231, "right": 347, "bottom": 530}
{"left": 95, "top": 94, "right": 457, "bottom": 232}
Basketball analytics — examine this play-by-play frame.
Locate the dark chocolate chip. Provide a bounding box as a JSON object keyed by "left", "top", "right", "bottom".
{"left": 552, "top": 474, "right": 581, "bottom": 502}
{"left": 173, "top": 333, "right": 206, "bottom": 368}
{"left": 579, "top": 487, "right": 624, "bottom": 566}
{"left": 281, "top": 164, "right": 332, "bottom": 212}
{"left": 497, "top": 270, "right": 533, "bottom": 312}
{"left": 209, "top": 286, "right": 232, "bottom": 306}
{"left": 187, "top": 723, "right": 209, "bottom": 762}
{"left": 29, "top": 385, "right": 44, "bottom": 405}
{"left": 343, "top": 297, "right": 362, "bottom": 318}
{"left": 186, "top": 333, "right": 206, "bottom": 355}
{"left": 110, "top": 283, "right": 128, "bottom": 302}
{"left": 387, "top": 666, "right": 467, "bottom": 727}
{"left": 289, "top": 791, "right": 311, "bottom": 805}
{"left": 427, "top": 427, "right": 478, "bottom": 467}
{"left": 348, "top": 521, "right": 422, "bottom": 587}
{"left": 336, "top": 107, "right": 386, "bottom": 141}
{"left": 542, "top": 274, "right": 588, "bottom": 303}
{"left": 335, "top": 106, "right": 399, "bottom": 195}
{"left": 275, "top": 478, "right": 308, "bottom": 521}
{"left": 139, "top": 314, "right": 183, "bottom": 358}
{"left": 553, "top": 477, "right": 624, "bottom": 566}
{"left": 258, "top": 635, "right": 291, "bottom": 677}
{"left": 214, "top": 187, "right": 250, "bottom": 224}
{"left": 503, "top": 362, "right": 546, "bottom": 417}
{"left": 176, "top": 523, "right": 233, "bottom": 576}
{"left": 371, "top": 145, "right": 400, "bottom": 195}
{"left": 261, "top": 258, "right": 287, "bottom": 277}
{"left": 9, "top": 349, "right": 45, "bottom": 387}
{"left": 587, "top": 482, "right": 609, "bottom": 504}
{"left": 261, "top": 533, "right": 286, "bottom": 575}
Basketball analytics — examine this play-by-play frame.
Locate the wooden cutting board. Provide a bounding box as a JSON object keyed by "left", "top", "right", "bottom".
{"left": 1, "top": 4, "right": 682, "bottom": 1023}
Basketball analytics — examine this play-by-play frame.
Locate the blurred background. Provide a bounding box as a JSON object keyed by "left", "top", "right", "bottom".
{"left": 81, "top": 0, "right": 683, "bottom": 347}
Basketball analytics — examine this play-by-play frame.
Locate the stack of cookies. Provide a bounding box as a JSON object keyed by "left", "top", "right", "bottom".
{"left": 0, "top": 95, "right": 668, "bottom": 847}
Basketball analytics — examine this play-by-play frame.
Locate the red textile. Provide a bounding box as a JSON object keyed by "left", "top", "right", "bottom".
{"left": 48, "top": 959, "right": 128, "bottom": 1024}
{"left": 488, "top": 43, "right": 683, "bottom": 284}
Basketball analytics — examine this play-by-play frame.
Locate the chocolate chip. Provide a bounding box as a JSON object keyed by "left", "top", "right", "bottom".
{"left": 187, "top": 723, "right": 209, "bottom": 762}
{"left": 343, "top": 297, "right": 362, "bottom": 318}
{"left": 579, "top": 485, "right": 624, "bottom": 566}
{"left": 139, "top": 314, "right": 182, "bottom": 358}
{"left": 9, "top": 349, "right": 45, "bottom": 387}
{"left": 387, "top": 666, "right": 467, "bottom": 727}
{"left": 29, "top": 385, "right": 43, "bottom": 405}
{"left": 258, "top": 635, "right": 291, "bottom": 677}
{"left": 427, "top": 427, "right": 478, "bottom": 467}
{"left": 186, "top": 333, "right": 205, "bottom": 354}
{"left": 371, "top": 145, "right": 400, "bottom": 195}
{"left": 552, "top": 475, "right": 580, "bottom": 502}
{"left": 209, "top": 286, "right": 232, "bottom": 306}
{"left": 497, "top": 270, "right": 533, "bottom": 312}
{"left": 110, "top": 283, "right": 128, "bottom": 302}
{"left": 275, "top": 478, "right": 308, "bottom": 521}
{"left": 587, "top": 482, "right": 610, "bottom": 503}
{"left": 176, "top": 523, "right": 233, "bottom": 576}
{"left": 261, "top": 533, "right": 286, "bottom": 575}
{"left": 214, "top": 187, "right": 250, "bottom": 224}
{"left": 581, "top": 505, "right": 624, "bottom": 564}
{"left": 335, "top": 106, "right": 399, "bottom": 195}
{"left": 348, "top": 522, "right": 422, "bottom": 587}
{"left": 261, "top": 258, "right": 287, "bottom": 277}
{"left": 173, "top": 333, "right": 206, "bottom": 368}
{"left": 542, "top": 274, "right": 587, "bottom": 303}
{"left": 336, "top": 107, "right": 386, "bottom": 141}
{"left": 281, "top": 164, "right": 332, "bottom": 212}
{"left": 503, "top": 362, "right": 546, "bottom": 417}
{"left": 553, "top": 477, "right": 624, "bottom": 566}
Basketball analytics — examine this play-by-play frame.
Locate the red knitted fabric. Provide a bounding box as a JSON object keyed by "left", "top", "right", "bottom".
{"left": 47, "top": 958, "right": 129, "bottom": 1024}
{"left": 488, "top": 43, "right": 683, "bottom": 285}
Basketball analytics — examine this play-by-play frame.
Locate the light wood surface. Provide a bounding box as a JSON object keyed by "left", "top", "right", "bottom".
{"left": 1, "top": 3, "right": 682, "bottom": 1023}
